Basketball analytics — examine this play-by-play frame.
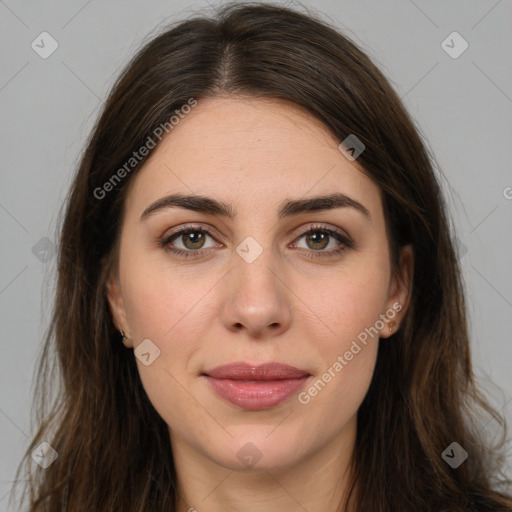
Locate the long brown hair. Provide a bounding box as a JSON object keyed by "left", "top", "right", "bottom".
{"left": 14, "top": 2, "right": 512, "bottom": 511}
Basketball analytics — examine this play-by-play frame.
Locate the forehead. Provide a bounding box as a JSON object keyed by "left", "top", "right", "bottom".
{"left": 124, "top": 96, "right": 382, "bottom": 221}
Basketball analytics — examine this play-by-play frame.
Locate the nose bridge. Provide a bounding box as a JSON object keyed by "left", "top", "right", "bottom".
{"left": 222, "top": 234, "right": 291, "bottom": 336}
{"left": 235, "top": 237, "right": 278, "bottom": 293}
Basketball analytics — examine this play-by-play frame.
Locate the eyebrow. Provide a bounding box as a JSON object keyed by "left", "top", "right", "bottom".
{"left": 139, "top": 192, "right": 371, "bottom": 222}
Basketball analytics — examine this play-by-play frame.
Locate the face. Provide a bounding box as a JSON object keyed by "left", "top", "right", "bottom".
{"left": 107, "top": 96, "right": 413, "bottom": 473}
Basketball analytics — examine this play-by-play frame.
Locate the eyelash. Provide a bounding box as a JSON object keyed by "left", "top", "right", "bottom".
{"left": 159, "top": 223, "right": 353, "bottom": 260}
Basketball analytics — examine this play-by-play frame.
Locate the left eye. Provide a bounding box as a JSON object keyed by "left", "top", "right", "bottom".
{"left": 294, "top": 229, "right": 345, "bottom": 251}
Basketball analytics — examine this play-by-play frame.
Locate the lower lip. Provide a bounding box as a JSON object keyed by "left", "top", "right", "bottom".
{"left": 203, "top": 375, "right": 310, "bottom": 410}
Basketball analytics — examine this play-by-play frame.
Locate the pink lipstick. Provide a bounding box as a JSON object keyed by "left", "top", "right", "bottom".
{"left": 202, "top": 362, "right": 310, "bottom": 410}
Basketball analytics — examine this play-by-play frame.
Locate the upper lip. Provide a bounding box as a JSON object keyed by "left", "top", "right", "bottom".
{"left": 203, "top": 362, "right": 310, "bottom": 380}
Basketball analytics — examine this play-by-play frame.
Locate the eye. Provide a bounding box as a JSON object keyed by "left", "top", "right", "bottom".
{"left": 292, "top": 224, "right": 353, "bottom": 258}
{"left": 160, "top": 226, "right": 219, "bottom": 258}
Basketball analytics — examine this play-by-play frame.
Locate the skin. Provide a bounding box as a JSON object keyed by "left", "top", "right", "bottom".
{"left": 107, "top": 96, "right": 414, "bottom": 512}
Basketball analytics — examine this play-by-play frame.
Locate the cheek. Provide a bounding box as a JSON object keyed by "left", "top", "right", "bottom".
{"left": 291, "top": 261, "right": 388, "bottom": 407}
{"left": 120, "top": 265, "right": 206, "bottom": 427}
{"left": 295, "top": 279, "right": 383, "bottom": 430}
{"left": 118, "top": 249, "right": 222, "bottom": 400}
{"left": 119, "top": 244, "right": 210, "bottom": 340}
{"left": 298, "top": 259, "right": 391, "bottom": 346}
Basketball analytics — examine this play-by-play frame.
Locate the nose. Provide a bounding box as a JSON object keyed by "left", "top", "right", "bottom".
{"left": 220, "top": 246, "right": 292, "bottom": 339}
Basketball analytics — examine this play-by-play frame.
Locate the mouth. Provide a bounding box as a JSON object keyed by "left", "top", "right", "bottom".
{"left": 202, "top": 362, "right": 311, "bottom": 410}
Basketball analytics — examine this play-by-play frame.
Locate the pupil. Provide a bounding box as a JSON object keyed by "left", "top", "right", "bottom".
{"left": 186, "top": 232, "right": 203, "bottom": 247}
{"left": 309, "top": 232, "right": 327, "bottom": 249}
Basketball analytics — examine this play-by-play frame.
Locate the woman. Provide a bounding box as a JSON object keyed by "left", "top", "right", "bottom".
{"left": 15, "top": 2, "right": 512, "bottom": 511}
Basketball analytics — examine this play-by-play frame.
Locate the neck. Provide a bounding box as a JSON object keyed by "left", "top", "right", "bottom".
{"left": 170, "top": 417, "right": 357, "bottom": 512}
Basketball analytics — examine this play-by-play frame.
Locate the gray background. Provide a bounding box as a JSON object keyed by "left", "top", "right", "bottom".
{"left": 1, "top": 0, "right": 511, "bottom": 508}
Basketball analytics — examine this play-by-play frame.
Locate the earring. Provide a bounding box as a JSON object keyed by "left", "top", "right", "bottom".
{"left": 119, "top": 329, "right": 132, "bottom": 348}
{"left": 388, "top": 321, "right": 395, "bottom": 333}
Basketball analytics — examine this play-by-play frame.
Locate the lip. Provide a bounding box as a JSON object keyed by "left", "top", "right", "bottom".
{"left": 202, "top": 362, "right": 311, "bottom": 410}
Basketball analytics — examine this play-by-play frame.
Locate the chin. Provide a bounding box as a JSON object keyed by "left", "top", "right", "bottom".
{"left": 199, "top": 427, "right": 312, "bottom": 473}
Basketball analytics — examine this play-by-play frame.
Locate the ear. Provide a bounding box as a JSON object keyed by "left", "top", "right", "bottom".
{"left": 379, "top": 244, "right": 414, "bottom": 339}
{"left": 105, "top": 274, "right": 133, "bottom": 348}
